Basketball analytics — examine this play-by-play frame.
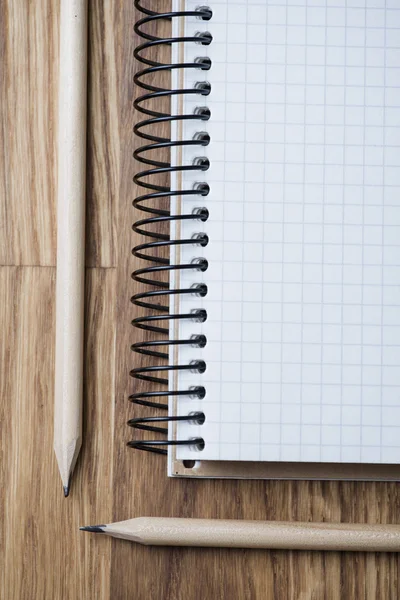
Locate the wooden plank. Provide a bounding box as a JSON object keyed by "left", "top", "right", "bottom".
{"left": 0, "top": 0, "right": 118, "bottom": 267}
{"left": 0, "top": 266, "right": 115, "bottom": 600}
{"left": 0, "top": 2, "right": 58, "bottom": 265}
{"left": 0, "top": 267, "right": 16, "bottom": 596}
{"left": 0, "top": 3, "right": 12, "bottom": 266}
{"left": 85, "top": 0, "right": 119, "bottom": 268}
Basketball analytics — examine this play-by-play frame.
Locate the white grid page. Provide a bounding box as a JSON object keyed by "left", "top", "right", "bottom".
{"left": 171, "top": 0, "right": 400, "bottom": 463}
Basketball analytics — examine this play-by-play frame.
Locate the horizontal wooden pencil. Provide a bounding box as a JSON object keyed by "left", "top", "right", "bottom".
{"left": 80, "top": 517, "right": 400, "bottom": 552}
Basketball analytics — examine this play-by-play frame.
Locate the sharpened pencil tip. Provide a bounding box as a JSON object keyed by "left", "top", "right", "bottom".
{"left": 79, "top": 525, "right": 106, "bottom": 533}
{"left": 63, "top": 474, "right": 72, "bottom": 497}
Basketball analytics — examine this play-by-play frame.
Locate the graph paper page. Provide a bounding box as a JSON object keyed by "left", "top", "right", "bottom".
{"left": 170, "top": 0, "right": 400, "bottom": 463}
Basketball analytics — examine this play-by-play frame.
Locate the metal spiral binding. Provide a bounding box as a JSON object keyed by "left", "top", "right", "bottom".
{"left": 129, "top": 1, "right": 212, "bottom": 454}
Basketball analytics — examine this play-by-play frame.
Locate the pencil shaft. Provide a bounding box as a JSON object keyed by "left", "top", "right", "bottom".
{"left": 54, "top": 0, "right": 88, "bottom": 491}
{"left": 101, "top": 518, "right": 400, "bottom": 552}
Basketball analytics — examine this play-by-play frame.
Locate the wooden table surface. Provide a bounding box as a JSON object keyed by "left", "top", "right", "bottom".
{"left": 1, "top": 2, "right": 399, "bottom": 599}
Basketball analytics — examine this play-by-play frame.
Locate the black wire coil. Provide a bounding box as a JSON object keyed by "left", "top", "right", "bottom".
{"left": 129, "top": 1, "right": 212, "bottom": 454}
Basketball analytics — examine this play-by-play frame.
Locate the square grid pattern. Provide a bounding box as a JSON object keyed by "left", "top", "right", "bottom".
{"left": 171, "top": 0, "right": 400, "bottom": 463}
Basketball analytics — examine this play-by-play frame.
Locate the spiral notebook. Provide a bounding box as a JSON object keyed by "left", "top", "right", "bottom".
{"left": 132, "top": 1, "right": 400, "bottom": 480}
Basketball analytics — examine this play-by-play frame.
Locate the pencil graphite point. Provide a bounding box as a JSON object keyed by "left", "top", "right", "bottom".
{"left": 54, "top": 438, "right": 81, "bottom": 499}
{"left": 80, "top": 525, "right": 106, "bottom": 533}
{"left": 63, "top": 475, "right": 72, "bottom": 498}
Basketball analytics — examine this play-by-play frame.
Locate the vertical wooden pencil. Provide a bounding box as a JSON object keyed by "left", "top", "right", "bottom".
{"left": 54, "top": 0, "right": 88, "bottom": 497}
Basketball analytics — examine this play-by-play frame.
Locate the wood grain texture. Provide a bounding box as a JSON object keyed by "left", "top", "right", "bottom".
{"left": 86, "top": 0, "right": 119, "bottom": 268}
{"left": 0, "top": 0, "right": 118, "bottom": 267}
{"left": 1, "top": 0, "right": 400, "bottom": 599}
{"left": 0, "top": 1, "right": 58, "bottom": 265}
{"left": 0, "top": 267, "right": 115, "bottom": 600}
